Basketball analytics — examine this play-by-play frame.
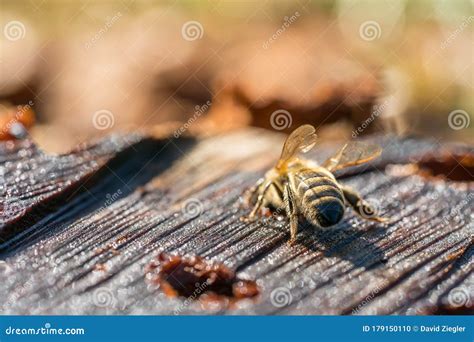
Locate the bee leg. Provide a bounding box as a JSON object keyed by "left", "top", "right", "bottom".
{"left": 342, "top": 186, "right": 388, "bottom": 223}
{"left": 248, "top": 180, "right": 274, "bottom": 219}
{"left": 244, "top": 177, "right": 265, "bottom": 205}
{"left": 283, "top": 183, "right": 298, "bottom": 244}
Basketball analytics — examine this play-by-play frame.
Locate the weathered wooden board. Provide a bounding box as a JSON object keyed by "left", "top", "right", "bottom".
{"left": 0, "top": 129, "right": 472, "bottom": 315}
{"left": 0, "top": 134, "right": 143, "bottom": 240}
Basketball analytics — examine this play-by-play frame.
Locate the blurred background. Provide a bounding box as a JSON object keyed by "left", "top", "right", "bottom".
{"left": 0, "top": 0, "right": 472, "bottom": 152}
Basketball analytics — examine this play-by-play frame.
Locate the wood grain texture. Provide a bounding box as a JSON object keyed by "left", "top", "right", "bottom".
{"left": 0, "top": 129, "right": 472, "bottom": 315}
{"left": 0, "top": 134, "right": 143, "bottom": 241}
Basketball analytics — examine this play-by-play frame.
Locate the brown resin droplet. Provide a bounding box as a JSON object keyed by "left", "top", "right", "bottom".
{"left": 145, "top": 253, "right": 259, "bottom": 308}
{"left": 417, "top": 153, "right": 474, "bottom": 182}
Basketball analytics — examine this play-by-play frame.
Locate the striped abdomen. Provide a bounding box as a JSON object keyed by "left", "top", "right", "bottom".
{"left": 295, "top": 168, "right": 345, "bottom": 227}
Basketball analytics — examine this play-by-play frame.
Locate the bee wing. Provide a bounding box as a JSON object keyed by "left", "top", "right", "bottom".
{"left": 276, "top": 124, "right": 318, "bottom": 169}
{"left": 322, "top": 141, "right": 382, "bottom": 172}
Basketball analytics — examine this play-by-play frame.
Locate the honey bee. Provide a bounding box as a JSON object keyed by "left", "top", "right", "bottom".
{"left": 245, "top": 124, "right": 388, "bottom": 243}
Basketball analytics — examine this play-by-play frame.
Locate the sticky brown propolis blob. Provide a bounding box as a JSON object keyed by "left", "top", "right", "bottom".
{"left": 145, "top": 253, "right": 259, "bottom": 310}
{"left": 417, "top": 152, "right": 474, "bottom": 182}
